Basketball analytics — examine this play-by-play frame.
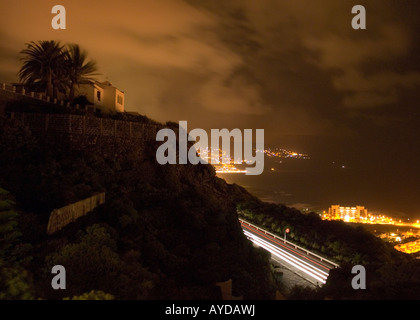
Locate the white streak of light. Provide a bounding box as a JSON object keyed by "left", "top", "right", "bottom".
{"left": 244, "top": 230, "right": 328, "bottom": 284}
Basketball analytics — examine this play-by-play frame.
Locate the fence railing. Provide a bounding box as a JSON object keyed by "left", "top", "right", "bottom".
{"left": 239, "top": 218, "right": 340, "bottom": 268}
{"left": 1, "top": 82, "right": 74, "bottom": 108}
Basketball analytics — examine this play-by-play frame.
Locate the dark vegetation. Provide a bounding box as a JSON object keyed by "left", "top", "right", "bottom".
{"left": 0, "top": 115, "right": 276, "bottom": 299}
{"left": 2, "top": 111, "right": 420, "bottom": 300}
{"left": 237, "top": 200, "right": 420, "bottom": 299}
{"left": 1, "top": 110, "right": 420, "bottom": 299}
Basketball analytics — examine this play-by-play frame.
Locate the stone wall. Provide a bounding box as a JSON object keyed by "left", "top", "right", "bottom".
{"left": 47, "top": 192, "right": 106, "bottom": 234}
{"left": 9, "top": 112, "right": 159, "bottom": 141}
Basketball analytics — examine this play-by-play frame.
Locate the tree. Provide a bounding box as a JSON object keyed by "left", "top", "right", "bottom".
{"left": 0, "top": 188, "right": 33, "bottom": 299}
{"left": 18, "top": 40, "right": 66, "bottom": 99}
{"left": 0, "top": 189, "right": 20, "bottom": 265}
{"left": 18, "top": 41, "right": 98, "bottom": 103}
{"left": 65, "top": 44, "right": 99, "bottom": 103}
{"left": 64, "top": 290, "right": 114, "bottom": 300}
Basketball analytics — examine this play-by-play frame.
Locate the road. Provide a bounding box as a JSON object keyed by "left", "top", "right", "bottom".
{"left": 240, "top": 219, "right": 338, "bottom": 285}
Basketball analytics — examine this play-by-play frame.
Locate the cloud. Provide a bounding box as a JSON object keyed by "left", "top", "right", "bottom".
{"left": 196, "top": 69, "right": 270, "bottom": 115}
{"left": 0, "top": 42, "right": 20, "bottom": 80}
{"left": 301, "top": 19, "right": 420, "bottom": 109}
{"left": 220, "top": 0, "right": 420, "bottom": 113}
{"left": 1, "top": 0, "right": 419, "bottom": 141}
{"left": 336, "top": 70, "right": 420, "bottom": 108}
{"left": 1, "top": 0, "right": 265, "bottom": 118}
{"left": 1, "top": 0, "right": 419, "bottom": 218}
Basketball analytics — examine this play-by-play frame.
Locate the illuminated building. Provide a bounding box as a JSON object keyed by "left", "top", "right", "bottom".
{"left": 328, "top": 205, "right": 368, "bottom": 221}
{"left": 77, "top": 81, "right": 124, "bottom": 112}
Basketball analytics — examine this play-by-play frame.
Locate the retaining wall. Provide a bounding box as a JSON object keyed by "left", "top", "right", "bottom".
{"left": 47, "top": 192, "right": 106, "bottom": 234}
{"left": 9, "top": 112, "right": 159, "bottom": 141}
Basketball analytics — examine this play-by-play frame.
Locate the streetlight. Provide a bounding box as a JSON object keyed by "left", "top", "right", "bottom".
{"left": 284, "top": 228, "right": 290, "bottom": 241}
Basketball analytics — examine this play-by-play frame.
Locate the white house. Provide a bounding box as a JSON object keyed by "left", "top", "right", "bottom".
{"left": 76, "top": 81, "right": 124, "bottom": 112}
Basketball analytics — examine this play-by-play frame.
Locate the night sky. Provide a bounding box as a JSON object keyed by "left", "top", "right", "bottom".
{"left": 1, "top": 1, "right": 419, "bottom": 218}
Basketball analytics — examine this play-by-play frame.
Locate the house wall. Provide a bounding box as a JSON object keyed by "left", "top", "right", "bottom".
{"left": 76, "top": 82, "right": 124, "bottom": 112}
{"left": 101, "top": 84, "right": 116, "bottom": 112}
{"left": 76, "top": 84, "right": 104, "bottom": 107}
{"left": 94, "top": 86, "right": 105, "bottom": 107}
{"left": 115, "top": 89, "right": 124, "bottom": 112}
{"left": 98, "top": 83, "right": 125, "bottom": 112}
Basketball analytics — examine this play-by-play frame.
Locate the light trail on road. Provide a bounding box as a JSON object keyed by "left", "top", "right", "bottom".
{"left": 244, "top": 230, "right": 328, "bottom": 284}
{"left": 241, "top": 220, "right": 337, "bottom": 285}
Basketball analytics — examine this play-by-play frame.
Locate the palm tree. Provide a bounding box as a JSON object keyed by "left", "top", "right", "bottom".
{"left": 18, "top": 40, "right": 66, "bottom": 99}
{"left": 65, "top": 44, "right": 99, "bottom": 103}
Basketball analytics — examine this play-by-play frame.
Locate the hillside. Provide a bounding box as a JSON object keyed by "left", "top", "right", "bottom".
{"left": 0, "top": 112, "right": 276, "bottom": 299}
{"left": 1, "top": 107, "right": 420, "bottom": 300}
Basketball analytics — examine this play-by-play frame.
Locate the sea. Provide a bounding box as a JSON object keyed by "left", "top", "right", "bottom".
{"left": 217, "top": 155, "right": 419, "bottom": 222}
